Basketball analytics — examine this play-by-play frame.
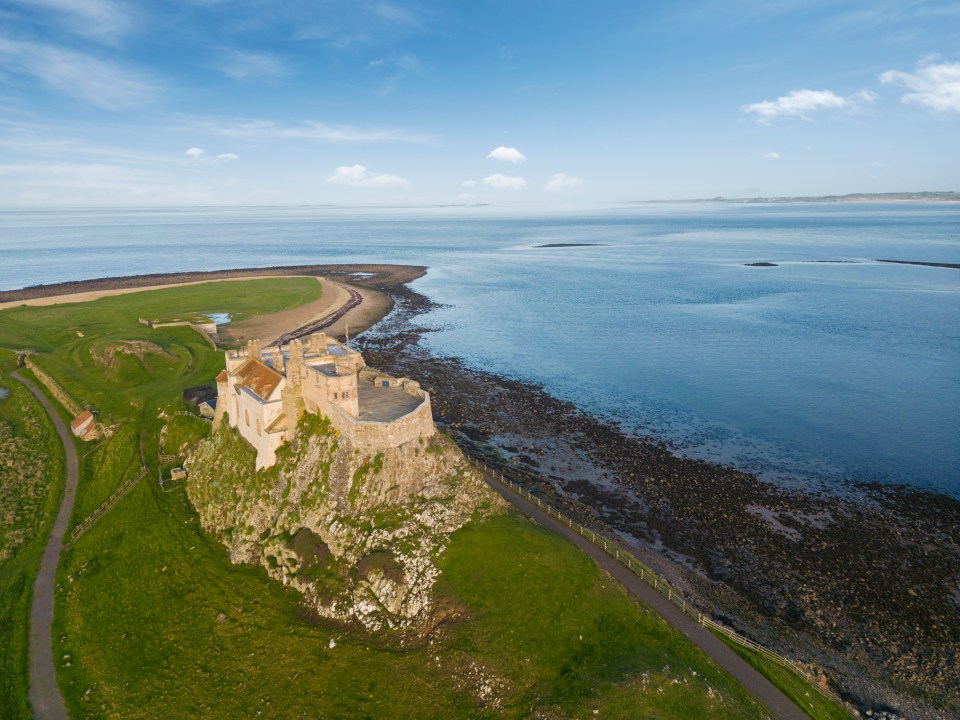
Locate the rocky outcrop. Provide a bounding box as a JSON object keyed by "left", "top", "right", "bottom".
{"left": 185, "top": 413, "right": 502, "bottom": 631}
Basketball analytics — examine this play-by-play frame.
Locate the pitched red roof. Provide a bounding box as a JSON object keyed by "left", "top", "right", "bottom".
{"left": 232, "top": 358, "right": 283, "bottom": 401}
{"left": 70, "top": 411, "right": 94, "bottom": 430}
{"left": 216, "top": 370, "right": 228, "bottom": 383}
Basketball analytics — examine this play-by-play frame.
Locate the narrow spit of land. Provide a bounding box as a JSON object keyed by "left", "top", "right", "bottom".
{"left": 12, "top": 372, "right": 75, "bottom": 720}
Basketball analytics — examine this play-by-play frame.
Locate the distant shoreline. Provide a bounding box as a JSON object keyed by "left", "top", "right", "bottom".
{"left": 628, "top": 191, "right": 960, "bottom": 205}
{"left": 0, "top": 264, "right": 426, "bottom": 307}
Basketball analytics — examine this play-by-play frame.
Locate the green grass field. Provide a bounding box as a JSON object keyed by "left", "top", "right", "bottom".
{"left": 0, "top": 278, "right": 821, "bottom": 718}
{"left": 0, "top": 350, "right": 66, "bottom": 719}
{"left": 716, "top": 634, "right": 851, "bottom": 720}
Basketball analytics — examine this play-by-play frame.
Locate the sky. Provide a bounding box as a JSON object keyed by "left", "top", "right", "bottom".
{"left": 0, "top": 0, "right": 958, "bottom": 208}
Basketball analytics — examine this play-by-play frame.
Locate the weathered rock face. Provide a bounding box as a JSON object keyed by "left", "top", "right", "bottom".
{"left": 185, "top": 414, "right": 501, "bottom": 631}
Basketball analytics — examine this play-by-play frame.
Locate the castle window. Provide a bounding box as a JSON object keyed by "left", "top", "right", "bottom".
{"left": 245, "top": 409, "right": 250, "bottom": 427}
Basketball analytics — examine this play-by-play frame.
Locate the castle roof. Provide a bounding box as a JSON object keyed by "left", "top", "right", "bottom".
{"left": 232, "top": 358, "right": 283, "bottom": 401}
{"left": 216, "top": 370, "right": 228, "bottom": 383}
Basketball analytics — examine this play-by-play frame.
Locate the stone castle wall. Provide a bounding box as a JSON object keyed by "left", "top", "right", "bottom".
{"left": 327, "top": 389, "right": 435, "bottom": 451}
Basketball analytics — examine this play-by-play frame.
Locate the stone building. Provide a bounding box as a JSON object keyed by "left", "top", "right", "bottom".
{"left": 215, "top": 333, "right": 435, "bottom": 469}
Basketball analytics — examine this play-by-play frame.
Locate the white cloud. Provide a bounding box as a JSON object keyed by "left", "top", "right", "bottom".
{"left": 742, "top": 88, "right": 874, "bottom": 123}
{"left": 198, "top": 118, "right": 436, "bottom": 144}
{"left": 881, "top": 59, "right": 960, "bottom": 113}
{"left": 487, "top": 146, "right": 527, "bottom": 164}
{"left": 762, "top": 151, "right": 781, "bottom": 160}
{"left": 545, "top": 172, "right": 584, "bottom": 192}
{"left": 217, "top": 50, "right": 287, "bottom": 81}
{"left": 0, "top": 37, "right": 158, "bottom": 110}
{"left": 9, "top": 0, "right": 134, "bottom": 43}
{"left": 327, "top": 164, "right": 410, "bottom": 188}
{"left": 461, "top": 179, "right": 476, "bottom": 188}
{"left": 185, "top": 148, "right": 238, "bottom": 164}
{"left": 481, "top": 173, "right": 526, "bottom": 190}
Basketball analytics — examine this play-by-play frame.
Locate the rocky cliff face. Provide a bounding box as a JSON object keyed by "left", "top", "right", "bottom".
{"left": 185, "top": 414, "right": 501, "bottom": 631}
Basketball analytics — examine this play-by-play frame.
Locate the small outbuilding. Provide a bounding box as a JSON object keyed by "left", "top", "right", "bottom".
{"left": 70, "top": 411, "right": 96, "bottom": 441}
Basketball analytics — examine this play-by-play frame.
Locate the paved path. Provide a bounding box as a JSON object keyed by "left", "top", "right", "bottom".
{"left": 14, "top": 372, "right": 75, "bottom": 720}
{"left": 482, "top": 475, "right": 810, "bottom": 720}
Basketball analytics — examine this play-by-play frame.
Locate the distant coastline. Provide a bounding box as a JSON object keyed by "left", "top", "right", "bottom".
{"left": 631, "top": 191, "right": 960, "bottom": 205}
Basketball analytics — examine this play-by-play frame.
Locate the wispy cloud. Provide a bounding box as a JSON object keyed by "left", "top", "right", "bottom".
{"left": 293, "top": 0, "right": 439, "bottom": 49}
{"left": 545, "top": 173, "right": 584, "bottom": 192}
{"left": 9, "top": 0, "right": 134, "bottom": 44}
{"left": 197, "top": 117, "right": 437, "bottom": 144}
{"left": 0, "top": 37, "right": 158, "bottom": 110}
{"left": 881, "top": 57, "right": 960, "bottom": 113}
{"left": 185, "top": 147, "right": 239, "bottom": 164}
{"left": 742, "top": 88, "right": 876, "bottom": 123}
{"left": 487, "top": 146, "right": 527, "bottom": 164}
{"left": 217, "top": 50, "right": 288, "bottom": 81}
{"left": 761, "top": 151, "right": 781, "bottom": 160}
{"left": 327, "top": 164, "right": 410, "bottom": 188}
{"left": 481, "top": 173, "right": 526, "bottom": 190}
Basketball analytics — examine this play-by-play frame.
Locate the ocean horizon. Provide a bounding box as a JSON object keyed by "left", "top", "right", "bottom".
{"left": 2, "top": 202, "right": 958, "bottom": 496}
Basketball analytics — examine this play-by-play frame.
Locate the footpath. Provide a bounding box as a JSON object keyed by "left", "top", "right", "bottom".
{"left": 13, "top": 372, "right": 74, "bottom": 720}
{"left": 479, "top": 467, "right": 811, "bottom": 720}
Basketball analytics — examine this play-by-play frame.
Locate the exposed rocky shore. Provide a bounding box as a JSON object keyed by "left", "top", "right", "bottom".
{"left": 354, "top": 278, "right": 960, "bottom": 720}
{"left": 9, "top": 264, "right": 958, "bottom": 718}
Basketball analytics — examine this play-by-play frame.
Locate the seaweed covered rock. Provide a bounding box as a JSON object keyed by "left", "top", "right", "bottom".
{"left": 185, "top": 413, "right": 503, "bottom": 631}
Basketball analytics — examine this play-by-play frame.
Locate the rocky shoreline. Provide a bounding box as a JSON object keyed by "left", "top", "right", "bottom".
{"left": 5, "top": 265, "right": 957, "bottom": 718}
{"left": 354, "top": 279, "right": 959, "bottom": 720}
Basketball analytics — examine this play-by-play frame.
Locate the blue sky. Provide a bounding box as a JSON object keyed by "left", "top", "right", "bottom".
{"left": 1, "top": 0, "right": 958, "bottom": 207}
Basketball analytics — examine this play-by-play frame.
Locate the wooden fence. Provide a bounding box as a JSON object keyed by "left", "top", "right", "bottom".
{"left": 472, "top": 459, "right": 847, "bottom": 709}
{"left": 70, "top": 467, "right": 147, "bottom": 542}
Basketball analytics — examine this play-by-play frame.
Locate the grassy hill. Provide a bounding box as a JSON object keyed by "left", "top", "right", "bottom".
{"left": 0, "top": 278, "right": 807, "bottom": 719}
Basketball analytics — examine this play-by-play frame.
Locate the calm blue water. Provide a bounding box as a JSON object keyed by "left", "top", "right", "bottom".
{"left": 1, "top": 204, "right": 958, "bottom": 494}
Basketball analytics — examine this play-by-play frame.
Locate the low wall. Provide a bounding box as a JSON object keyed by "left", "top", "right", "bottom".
{"left": 327, "top": 391, "right": 435, "bottom": 451}
{"left": 24, "top": 357, "right": 83, "bottom": 417}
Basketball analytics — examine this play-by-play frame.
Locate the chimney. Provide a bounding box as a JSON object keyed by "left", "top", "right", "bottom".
{"left": 246, "top": 338, "right": 261, "bottom": 360}
{"left": 287, "top": 339, "right": 303, "bottom": 389}
{"left": 271, "top": 348, "right": 284, "bottom": 374}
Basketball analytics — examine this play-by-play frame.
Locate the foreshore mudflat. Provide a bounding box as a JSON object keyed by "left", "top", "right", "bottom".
{"left": 356, "top": 277, "right": 960, "bottom": 720}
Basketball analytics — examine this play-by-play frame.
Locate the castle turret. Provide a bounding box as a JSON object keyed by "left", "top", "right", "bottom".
{"left": 308, "top": 332, "right": 328, "bottom": 355}
{"left": 280, "top": 339, "right": 305, "bottom": 430}
{"left": 270, "top": 348, "right": 284, "bottom": 373}
{"left": 212, "top": 370, "right": 228, "bottom": 430}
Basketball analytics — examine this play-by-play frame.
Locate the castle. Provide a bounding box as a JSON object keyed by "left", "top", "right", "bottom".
{"left": 215, "top": 333, "right": 435, "bottom": 469}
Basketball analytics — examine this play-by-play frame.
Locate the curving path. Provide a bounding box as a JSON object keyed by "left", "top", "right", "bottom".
{"left": 13, "top": 372, "right": 75, "bottom": 720}
{"left": 482, "top": 474, "right": 811, "bottom": 720}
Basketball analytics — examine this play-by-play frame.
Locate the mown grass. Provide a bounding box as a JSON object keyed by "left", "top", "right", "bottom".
{"left": 0, "top": 349, "right": 65, "bottom": 719}
{"left": 0, "top": 279, "right": 820, "bottom": 718}
{"left": 716, "top": 634, "right": 852, "bottom": 720}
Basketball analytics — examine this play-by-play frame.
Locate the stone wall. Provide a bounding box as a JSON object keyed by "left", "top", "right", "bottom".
{"left": 327, "top": 390, "right": 435, "bottom": 451}
{"left": 24, "top": 357, "right": 83, "bottom": 417}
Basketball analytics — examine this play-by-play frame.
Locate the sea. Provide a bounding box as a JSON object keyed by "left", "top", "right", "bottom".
{"left": 1, "top": 203, "right": 958, "bottom": 496}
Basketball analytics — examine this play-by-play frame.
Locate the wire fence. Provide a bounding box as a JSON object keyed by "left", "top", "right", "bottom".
{"left": 471, "top": 458, "right": 846, "bottom": 709}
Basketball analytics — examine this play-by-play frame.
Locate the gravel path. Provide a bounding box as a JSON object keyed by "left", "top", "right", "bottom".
{"left": 13, "top": 372, "right": 75, "bottom": 720}
{"left": 482, "top": 473, "right": 811, "bottom": 720}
